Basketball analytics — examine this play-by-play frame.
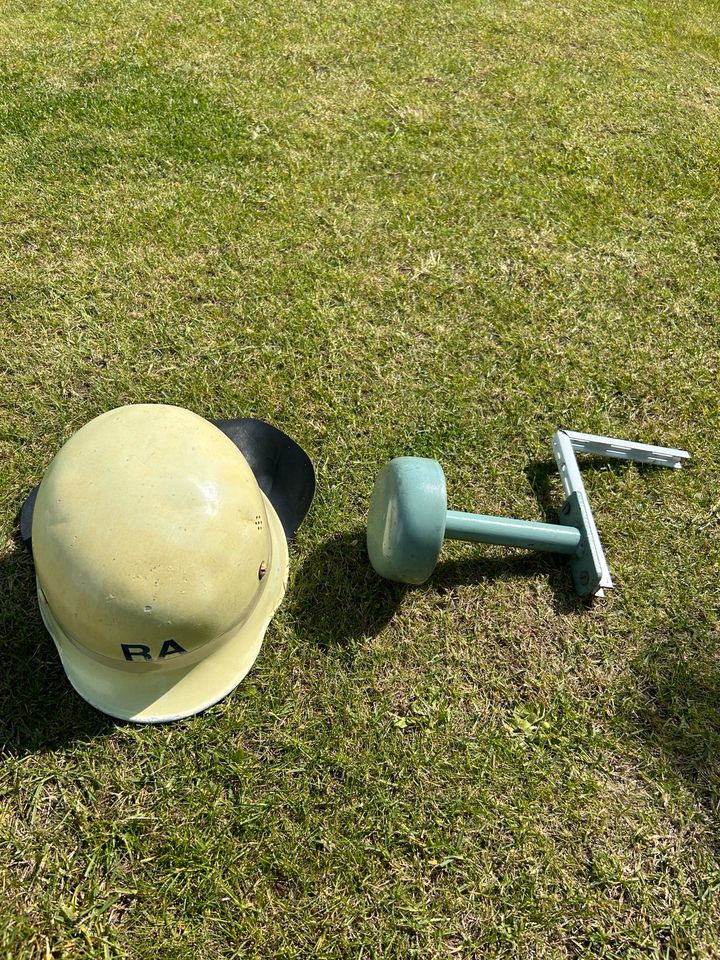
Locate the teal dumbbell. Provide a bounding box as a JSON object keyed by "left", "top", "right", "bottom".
{"left": 367, "top": 457, "right": 583, "bottom": 586}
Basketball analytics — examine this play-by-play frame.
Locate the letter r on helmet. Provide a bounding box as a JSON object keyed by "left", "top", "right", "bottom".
{"left": 121, "top": 644, "right": 152, "bottom": 661}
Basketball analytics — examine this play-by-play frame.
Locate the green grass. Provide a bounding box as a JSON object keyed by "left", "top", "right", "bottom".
{"left": 0, "top": 0, "right": 719, "bottom": 955}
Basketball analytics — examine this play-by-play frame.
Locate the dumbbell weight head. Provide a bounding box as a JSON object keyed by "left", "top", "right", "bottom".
{"left": 367, "top": 457, "right": 447, "bottom": 584}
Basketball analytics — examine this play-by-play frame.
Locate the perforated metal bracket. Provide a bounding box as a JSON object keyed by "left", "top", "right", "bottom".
{"left": 551, "top": 429, "right": 690, "bottom": 599}
{"left": 557, "top": 490, "right": 605, "bottom": 598}
{"left": 553, "top": 430, "right": 613, "bottom": 597}
{"left": 561, "top": 430, "right": 690, "bottom": 470}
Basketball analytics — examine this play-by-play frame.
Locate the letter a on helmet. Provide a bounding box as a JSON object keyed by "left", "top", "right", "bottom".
{"left": 20, "top": 405, "right": 314, "bottom": 723}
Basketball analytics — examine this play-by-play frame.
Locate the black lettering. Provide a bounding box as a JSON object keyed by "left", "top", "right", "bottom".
{"left": 158, "top": 639, "right": 187, "bottom": 659}
{"left": 121, "top": 644, "right": 152, "bottom": 662}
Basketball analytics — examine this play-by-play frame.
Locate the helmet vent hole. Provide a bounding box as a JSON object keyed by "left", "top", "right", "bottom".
{"left": 258, "top": 561, "right": 267, "bottom": 580}
{"left": 255, "top": 515, "right": 263, "bottom": 530}
{"left": 144, "top": 604, "right": 152, "bottom": 614}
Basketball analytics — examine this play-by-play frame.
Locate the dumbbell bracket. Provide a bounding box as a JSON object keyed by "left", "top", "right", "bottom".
{"left": 367, "top": 432, "right": 690, "bottom": 596}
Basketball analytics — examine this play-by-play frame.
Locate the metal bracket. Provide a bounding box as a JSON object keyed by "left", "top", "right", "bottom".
{"left": 557, "top": 490, "right": 605, "bottom": 598}
{"left": 552, "top": 429, "right": 690, "bottom": 599}
{"left": 561, "top": 430, "right": 690, "bottom": 470}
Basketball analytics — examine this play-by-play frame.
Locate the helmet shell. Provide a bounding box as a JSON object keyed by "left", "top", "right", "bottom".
{"left": 32, "top": 404, "right": 289, "bottom": 722}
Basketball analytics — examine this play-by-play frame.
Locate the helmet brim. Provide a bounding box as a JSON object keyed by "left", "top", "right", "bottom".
{"left": 20, "top": 418, "right": 314, "bottom": 553}
{"left": 37, "top": 493, "right": 289, "bottom": 723}
{"left": 212, "top": 418, "right": 315, "bottom": 540}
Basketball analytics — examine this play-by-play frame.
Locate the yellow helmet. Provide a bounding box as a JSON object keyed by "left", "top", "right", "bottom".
{"left": 26, "top": 404, "right": 305, "bottom": 723}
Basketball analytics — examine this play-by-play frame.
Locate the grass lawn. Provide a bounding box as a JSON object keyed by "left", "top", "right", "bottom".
{"left": 1, "top": 0, "right": 719, "bottom": 955}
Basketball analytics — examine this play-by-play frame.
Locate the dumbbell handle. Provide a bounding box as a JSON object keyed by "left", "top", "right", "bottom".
{"left": 445, "top": 510, "right": 581, "bottom": 555}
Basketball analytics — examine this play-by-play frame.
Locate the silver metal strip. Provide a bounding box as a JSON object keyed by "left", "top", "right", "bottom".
{"left": 563, "top": 430, "right": 690, "bottom": 470}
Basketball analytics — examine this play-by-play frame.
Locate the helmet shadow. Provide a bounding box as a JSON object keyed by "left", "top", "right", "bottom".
{"left": 0, "top": 537, "right": 114, "bottom": 755}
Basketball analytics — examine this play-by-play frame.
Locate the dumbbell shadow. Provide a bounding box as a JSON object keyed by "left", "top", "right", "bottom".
{"left": 290, "top": 524, "right": 587, "bottom": 655}
{"left": 432, "top": 548, "right": 588, "bottom": 615}
{"left": 288, "top": 528, "right": 408, "bottom": 651}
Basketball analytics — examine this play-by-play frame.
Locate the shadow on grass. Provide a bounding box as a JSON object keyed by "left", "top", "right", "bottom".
{"left": 288, "top": 530, "right": 408, "bottom": 652}
{"left": 623, "top": 623, "right": 720, "bottom": 817}
{"left": 524, "top": 455, "right": 644, "bottom": 525}
{"left": 434, "top": 550, "right": 588, "bottom": 616}
{"left": 289, "top": 526, "right": 589, "bottom": 655}
{"left": 525, "top": 457, "right": 720, "bottom": 811}
{"left": 0, "top": 538, "right": 113, "bottom": 756}
{"left": 0, "top": 518, "right": 591, "bottom": 752}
